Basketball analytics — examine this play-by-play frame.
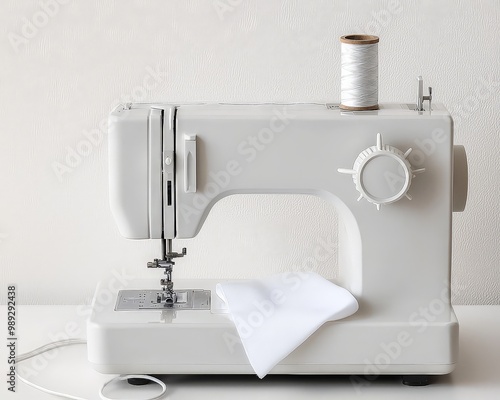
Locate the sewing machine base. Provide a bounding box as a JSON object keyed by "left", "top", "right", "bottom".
{"left": 125, "top": 375, "right": 432, "bottom": 386}
{"left": 87, "top": 279, "right": 458, "bottom": 377}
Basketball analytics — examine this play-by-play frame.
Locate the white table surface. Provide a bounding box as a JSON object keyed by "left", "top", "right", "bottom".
{"left": 1, "top": 305, "right": 499, "bottom": 400}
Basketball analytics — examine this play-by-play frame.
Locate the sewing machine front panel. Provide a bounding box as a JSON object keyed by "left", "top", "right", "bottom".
{"left": 175, "top": 103, "right": 453, "bottom": 235}
{"left": 174, "top": 103, "right": 454, "bottom": 318}
{"left": 107, "top": 103, "right": 455, "bottom": 320}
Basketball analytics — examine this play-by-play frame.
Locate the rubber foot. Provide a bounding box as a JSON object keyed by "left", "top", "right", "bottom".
{"left": 127, "top": 377, "right": 152, "bottom": 386}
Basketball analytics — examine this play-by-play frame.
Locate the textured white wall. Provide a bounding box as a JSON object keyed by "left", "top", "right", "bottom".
{"left": 1, "top": 0, "right": 498, "bottom": 305}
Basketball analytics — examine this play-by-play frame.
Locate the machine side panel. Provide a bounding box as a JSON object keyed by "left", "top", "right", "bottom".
{"left": 108, "top": 106, "right": 150, "bottom": 239}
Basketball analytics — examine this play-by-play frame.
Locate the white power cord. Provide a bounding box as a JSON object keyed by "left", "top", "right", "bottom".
{"left": 16, "top": 339, "right": 87, "bottom": 362}
{"left": 16, "top": 339, "right": 167, "bottom": 400}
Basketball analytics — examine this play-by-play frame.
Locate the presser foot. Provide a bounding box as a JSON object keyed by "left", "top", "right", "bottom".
{"left": 147, "top": 258, "right": 178, "bottom": 306}
{"left": 160, "top": 279, "right": 177, "bottom": 306}
{"left": 147, "top": 239, "right": 188, "bottom": 306}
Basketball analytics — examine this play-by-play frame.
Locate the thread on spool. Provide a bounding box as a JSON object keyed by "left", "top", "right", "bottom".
{"left": 340, "top": 35, "right": 379, "bottom": 111}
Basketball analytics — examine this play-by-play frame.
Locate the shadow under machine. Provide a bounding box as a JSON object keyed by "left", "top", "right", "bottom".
{"left": 87, "top": 34, "right": 468, "bottom": 384}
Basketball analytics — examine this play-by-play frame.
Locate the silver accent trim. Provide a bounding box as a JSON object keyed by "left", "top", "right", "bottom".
{"left": 115, "top": 289, "right": 211, "bottom": 310}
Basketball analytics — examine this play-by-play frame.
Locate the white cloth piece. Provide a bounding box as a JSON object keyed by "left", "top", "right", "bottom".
{"left": 216, "top": 271, "right": 359, "bottom": 378}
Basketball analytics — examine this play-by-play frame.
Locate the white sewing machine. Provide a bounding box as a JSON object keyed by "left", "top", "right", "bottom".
{"left": 87, "top": 78, "right": 467, "bottom": 385}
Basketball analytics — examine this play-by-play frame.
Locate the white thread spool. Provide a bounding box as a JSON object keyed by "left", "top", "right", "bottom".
{"left": 340, "top": 35, "right": 379, "bottom": 111}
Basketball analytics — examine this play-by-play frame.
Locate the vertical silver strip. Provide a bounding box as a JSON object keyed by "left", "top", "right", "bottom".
{"left": 148, "top": 108, "right": 163, "bottom": 238}
{"left": 162, "top": 106, "right": 176, "bottom": 239}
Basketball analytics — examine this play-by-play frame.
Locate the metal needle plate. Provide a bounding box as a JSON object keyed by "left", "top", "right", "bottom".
{"left": 115, "top": 289, "right": 211, "bottom": 311}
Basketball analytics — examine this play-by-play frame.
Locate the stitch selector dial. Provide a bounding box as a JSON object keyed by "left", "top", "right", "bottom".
{"left": 338, "top": 133, "right": 425, "bottom": 210}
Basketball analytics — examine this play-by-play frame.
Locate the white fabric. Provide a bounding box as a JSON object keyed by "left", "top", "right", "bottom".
{"left": 216, "top": 271, "right": 359, "bottom": 378}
